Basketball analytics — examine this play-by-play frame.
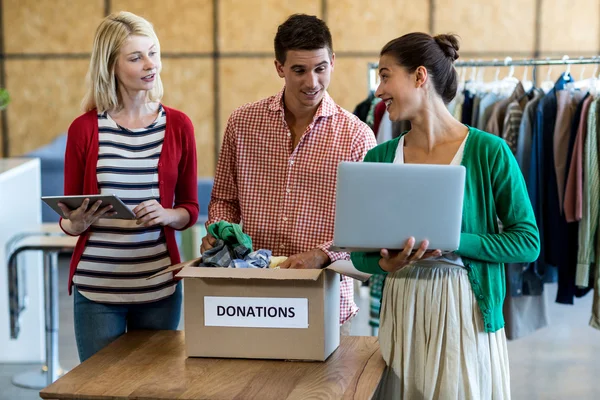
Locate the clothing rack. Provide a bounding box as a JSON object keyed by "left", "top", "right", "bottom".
{"left": 367, "top": 56, "right": 600, "bottom": 92}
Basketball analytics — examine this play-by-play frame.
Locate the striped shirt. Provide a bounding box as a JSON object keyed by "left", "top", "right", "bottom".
{"left": 73, "top": 105, "right": 175, "bottom": 304}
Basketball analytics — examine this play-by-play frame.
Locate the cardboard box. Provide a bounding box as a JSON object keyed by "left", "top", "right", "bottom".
{"left": 152, "top": 259, "right": 370, "bottom": 361}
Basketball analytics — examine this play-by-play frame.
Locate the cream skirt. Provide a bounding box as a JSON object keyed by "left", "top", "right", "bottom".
{"left": 374, "top": 263, "right": 511, "bottom": 400}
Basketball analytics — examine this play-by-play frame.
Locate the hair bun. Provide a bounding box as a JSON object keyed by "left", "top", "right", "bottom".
{"left": 434, "top": 34, "right": 460, "bottom": 61}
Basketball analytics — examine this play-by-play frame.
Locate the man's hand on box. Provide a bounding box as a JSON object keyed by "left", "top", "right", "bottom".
{"left": 278, "top": 249, "right": 330, "bottom": 270}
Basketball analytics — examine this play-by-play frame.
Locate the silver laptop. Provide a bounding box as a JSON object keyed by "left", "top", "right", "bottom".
{"left": 330, "top": 161, "right": 466, "bottom": 252}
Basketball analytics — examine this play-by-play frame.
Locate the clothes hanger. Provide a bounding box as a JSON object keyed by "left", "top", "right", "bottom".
{"left": 489, "top": 59, "right": 502, "bottom": 94}
{"left": 573, "top": 56, "right": 597, "bottom": 92}
{"left": 540, "top": 58, "right": 555, "bottom": 93}
{"left": 465, "top": 60, "right": 478, "bottom": 93}
{"left": 475, "top": 60, "right": 487, "bottom": 93}
{"left": 499, "top": 57, "right": 519, "bottom": 96}
{"left": 561, "top": 55, "right": 573, "bottom": 82}
{"left": 521, "top": 65, "right": 534, "bottom": 93}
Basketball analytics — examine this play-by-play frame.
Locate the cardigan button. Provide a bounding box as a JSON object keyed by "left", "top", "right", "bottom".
{"left": 486, "top": 323, "right": 492, "bottom": 328}
{"left": 478, "top": 295, "right": 484, "bottom": 299}
{"left": 158, "top": 162, "right": 163, "bottom": 167}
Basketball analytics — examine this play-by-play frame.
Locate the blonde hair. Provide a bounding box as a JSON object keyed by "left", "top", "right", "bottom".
{"left": 82, "top": 11, "right": 163, "bottom": 112}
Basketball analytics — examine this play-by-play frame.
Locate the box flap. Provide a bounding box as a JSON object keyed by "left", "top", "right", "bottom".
{"left": 148, "top": 257, "right": 371, "bottom": 282}
{"left": 146, "top": 257, "right": 202, "bottom": 279}
{"left": 325, "top": 260, "right": 372, "bottom": 282}
{"left": 176, "top": 266, "right": 323, "bottom": 281}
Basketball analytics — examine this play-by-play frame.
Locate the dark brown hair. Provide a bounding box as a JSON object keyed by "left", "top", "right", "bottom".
{"left": 274, "top": 14, "right": 333, "bottom": 65}
{"left": 380, "top": 32, "right": 460, "bottom": 104}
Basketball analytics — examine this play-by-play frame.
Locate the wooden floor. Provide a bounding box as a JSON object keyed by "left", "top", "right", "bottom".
{"left": 1, "top": 256, "right": 599, "bottom": 400}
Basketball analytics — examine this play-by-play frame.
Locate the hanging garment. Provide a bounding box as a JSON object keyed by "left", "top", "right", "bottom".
{"left": 576, "top": 98, "right": 600, "bottom": 289}
{"left": 500, "top": 95, "right": 550, "bottom": 337}
{"left": 563, "top": 93, "right": 589, "bottom": 203}
{"left": 592, "top": 236, "right": 600, "bottom": 329}
{"left": 461, "top": 88, "right": 476, "bottom": 124}
{"left": 554, "top": 91, "right": 585, "bottom": 209}
{"left": 503, "top": 262, "right": 549, "bottom": 340}
{"left": 557, "top": 93, "right": 594, "bottom": 304}
{"left": 471, "top": 94, "right": 482, "bottom": 128}
{"left": 486, "top": 82, "right": 526, "bottom": 136}
{"left": 528, "top": 77, "right": 572, "bottom": 287}
{"left": 372, "top": 100, "right": 387, "bottom": 140}
{"left": 588, "top": 101, "right": 600, "bottom": 331}
{"left": 504, "top": 88, "right": 545, "bottom": 297}
{"left": 564, "top": 95, "right": 594, "bottom": 222}
{"left": 477, "top": 92, "right": 504, "bottom": 130}
{"left": 502, "top": 88, "right": 540, "bottom": 153}
{"left": 353, "top": 93, "right": 375, "bottom": 122}
{"left": 366, "top": 97, "right": 382, "bottom": 129}
{"left": 516, "top": 89, "right": 544, "bottom": 184}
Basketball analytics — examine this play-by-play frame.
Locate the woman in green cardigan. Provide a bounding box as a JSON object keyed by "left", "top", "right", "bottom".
{"left": 351, "top": 33, "right": 540, "bottom": 400}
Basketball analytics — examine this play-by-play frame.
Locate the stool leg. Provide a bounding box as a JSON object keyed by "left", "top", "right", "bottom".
{"left": 45, "top": 251, "right": 60, "bottom": 385}
{"left": 12, "top": 250, "right": 66, "bottom": 390}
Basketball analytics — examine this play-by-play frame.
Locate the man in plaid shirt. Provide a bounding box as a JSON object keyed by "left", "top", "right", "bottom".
{"left": 202, "top": 14, "right": 376, "bottom": 334}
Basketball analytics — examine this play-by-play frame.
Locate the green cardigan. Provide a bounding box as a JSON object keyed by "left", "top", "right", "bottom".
{"left": 350, "top": 126, "right": 540, "bottom": 332}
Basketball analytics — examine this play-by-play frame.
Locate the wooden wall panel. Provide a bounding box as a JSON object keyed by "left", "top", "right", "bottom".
{"left": 4, "top": 0, "right": 104, "bottom": 54}
{"left": 3, "top": 0, "right": 600, "bottom": 174}
{"left": 218, "top": 0, "right": 321, "bottom": 53}
{"left": 218, "top": 58, "right": 283, "bottom": 140}
{"left": 161, "top": 59, "right": 214, "bottom": 177}
{"left": 327, "top": 57, "right": 377, "bottom": 115}
{"left": 328, "top": 0, "right": 429, "bottom": 53}
{"left": 111, "top": 0, "right": 213, "bottom": 53}
{"left": 5, "top": 60, "right": 89, "bottom": 156}
{"left": 539, "top": 0, "right": 599, "bottom": 53}
{"left": 435, "top": 0, "right": 536, "bottom": 54}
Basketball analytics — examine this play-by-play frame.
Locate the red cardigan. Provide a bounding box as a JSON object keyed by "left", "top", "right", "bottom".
{"left": 60, "top": 106, "right": 199, "bottom": 294}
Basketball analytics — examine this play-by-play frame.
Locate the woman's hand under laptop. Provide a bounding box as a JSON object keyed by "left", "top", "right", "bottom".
{"left": 378, "top": 237, "right": 442, "bottom": 273}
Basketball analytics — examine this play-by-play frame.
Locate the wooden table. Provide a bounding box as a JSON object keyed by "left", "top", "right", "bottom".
{"left": 40, "top": 330, "right": 386, "bottom": 399}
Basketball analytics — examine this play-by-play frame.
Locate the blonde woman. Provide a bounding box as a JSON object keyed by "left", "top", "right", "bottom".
{"left": 58, "top": 11, "right": 198, "bottom": 362}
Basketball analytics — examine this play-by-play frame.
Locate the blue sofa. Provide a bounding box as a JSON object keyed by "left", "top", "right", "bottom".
{"left": 26, "top": 135, "right": 67, "bottom": 222}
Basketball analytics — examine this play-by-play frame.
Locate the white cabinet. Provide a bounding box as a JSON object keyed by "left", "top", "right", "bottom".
{"left": 0, "top": 158, "right": 44, "bottom": 362}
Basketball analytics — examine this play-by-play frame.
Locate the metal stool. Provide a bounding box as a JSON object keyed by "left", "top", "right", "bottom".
{"left": 7, "top": 233, "right": 77, "bottom": 390}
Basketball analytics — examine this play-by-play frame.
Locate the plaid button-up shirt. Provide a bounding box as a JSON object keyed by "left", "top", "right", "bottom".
{"left": 208, "top": 88, "right": 377, "bottom": 323}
